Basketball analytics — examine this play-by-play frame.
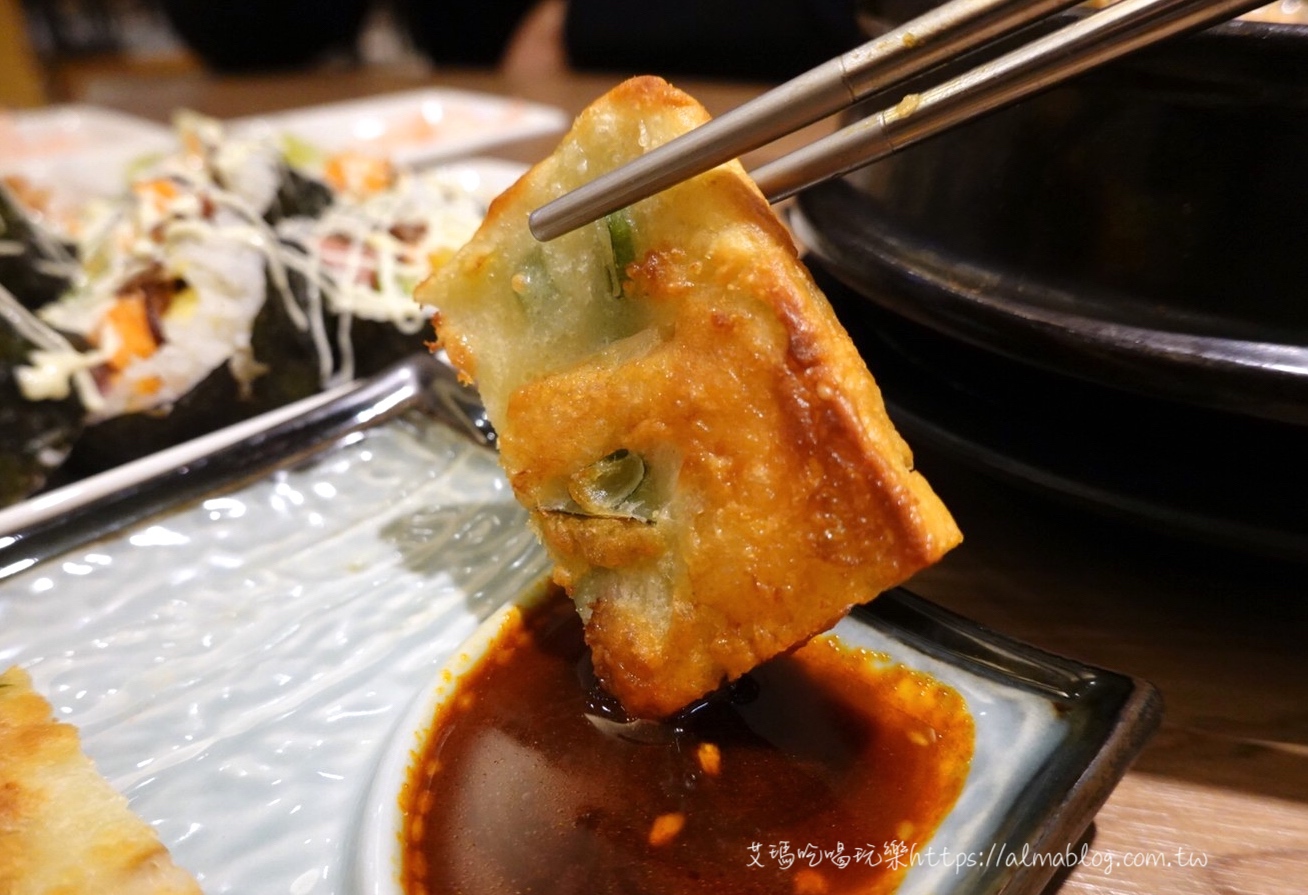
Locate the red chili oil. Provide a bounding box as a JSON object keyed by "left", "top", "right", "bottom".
{"left": 400, "top": 586, "right": 974, "bottom": 895}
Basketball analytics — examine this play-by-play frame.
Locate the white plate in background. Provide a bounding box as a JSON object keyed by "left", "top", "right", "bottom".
{"left": 0, "top": 104, "right": 172, "bottom": 167}
{"left": 1, "top": 90, "right": 558, "bottom": 223}
{"left": 1, "top": 105, "right": 175, "bottom": 226}
{"left": 229, "top": 88, "right": 569, "bottom": 170}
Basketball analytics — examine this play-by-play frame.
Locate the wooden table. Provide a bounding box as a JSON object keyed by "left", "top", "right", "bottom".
{"left": 70, "top": 61, "right": 1308, "bottom": 895}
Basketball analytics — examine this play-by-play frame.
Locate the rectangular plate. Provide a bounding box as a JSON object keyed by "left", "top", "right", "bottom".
{"left": 0, "top": 104, "right": 173, "bottom": 167}
{"left": 227, "top": 87, "right": 569, "bottom": 170}
{"left": 0, "top": 360, "right": 1160, "bottom": 895}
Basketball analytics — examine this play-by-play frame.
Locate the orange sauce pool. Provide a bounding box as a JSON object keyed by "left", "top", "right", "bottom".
{"left": 400, "top": 587, "right": 974, "bottom": 895}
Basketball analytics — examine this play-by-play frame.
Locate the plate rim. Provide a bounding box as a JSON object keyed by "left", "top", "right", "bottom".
{"left": 225, "top": 86, "right": 570, "bottom": 168}
{"left": 791, "top": 183, "right": 1308, "bottom": 428}
{"left": 856, "top": 590, "right": 1163, "bottom": 895}
{"left": 0, "top": 104, "right": 173, "bottom": 166}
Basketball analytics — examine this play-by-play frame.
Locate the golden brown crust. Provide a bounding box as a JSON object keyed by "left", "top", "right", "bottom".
{"left": 420, "top": 76, "right": 961, "bottom": 718}
{"left": 0, "top": 666, "right": 203, "bottom": 895}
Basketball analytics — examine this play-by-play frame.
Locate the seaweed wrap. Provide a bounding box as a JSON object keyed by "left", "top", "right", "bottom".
{"left": 0, "top": 284, "right": 87, "bottom": 506}
{"left": 0, "top": 178, "right": 77, "bottom": 310}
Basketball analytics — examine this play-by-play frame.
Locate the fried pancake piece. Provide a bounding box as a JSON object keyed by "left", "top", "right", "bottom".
{"left": 422, "top": 75, "right": 961, "bottom": 718}
{"left": 0, "top": 666, "right": 203, "bottom": 895}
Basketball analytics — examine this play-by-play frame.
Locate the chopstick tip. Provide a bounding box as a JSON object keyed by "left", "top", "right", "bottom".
{"left": 527, "top": 205, "right": 561, "bottom": 243}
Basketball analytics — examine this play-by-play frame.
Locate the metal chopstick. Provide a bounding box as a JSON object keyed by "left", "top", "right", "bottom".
{"left": 751, "top": 0, "right": 1270, "bottom": 201}
{"left": 528, "top": 0, "right": 1090, "bottom": 241}
{"left": 529, "top": 0, "right": 1265, "bottom": 242}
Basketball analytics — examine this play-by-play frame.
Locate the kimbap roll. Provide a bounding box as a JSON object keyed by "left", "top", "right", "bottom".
{"left": 0, "top": 109, "right": 496, "bottom": 491}
{"left": 37, "top": 140, "right": 326, "bottom": 474}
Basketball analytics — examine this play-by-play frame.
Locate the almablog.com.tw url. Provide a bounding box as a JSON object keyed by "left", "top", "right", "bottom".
{"left": 747, "top": 840, "right": 1210, "bottom": 877}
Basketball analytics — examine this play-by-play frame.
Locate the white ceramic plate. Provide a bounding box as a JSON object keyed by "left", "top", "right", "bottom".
{"left": 0, "top": 104, "right": 172, "bottom": 167}
{"left": 0, "top": 105, "right": 175, "bottom": 225}
{"left": 0, "top": 408, "right": 550, "bottom": 895}
{"left": 228, "top": 88, "right": 569, "bottom": 170}
{"left": 0, "top": 361, "right": 1160, "bottom": 895}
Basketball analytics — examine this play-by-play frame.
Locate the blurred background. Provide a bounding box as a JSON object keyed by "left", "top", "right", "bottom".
{"left": 5, "top": 0, "right": 1303, "bottom": 110}
{"left": 1, "top": 0, "right": 426, "bottom": 108}
{"left": 4, "top": 0, "right": 856, "bottom": 109}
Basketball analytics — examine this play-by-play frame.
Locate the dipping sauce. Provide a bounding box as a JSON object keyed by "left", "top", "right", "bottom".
{"left": 400, "top": 587, "right": 974, "bottom": 895}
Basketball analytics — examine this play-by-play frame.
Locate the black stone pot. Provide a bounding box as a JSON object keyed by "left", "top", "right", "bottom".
{"left": 797, "top": 3, "right": 1308, "bottom": 425}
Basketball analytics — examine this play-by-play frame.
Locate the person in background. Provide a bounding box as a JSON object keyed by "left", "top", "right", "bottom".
{"left": 159, "top": 0, "right": 373, "bottom": 71}
{"left": 398, "top": 0, "right": 864, "bottom": 81}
